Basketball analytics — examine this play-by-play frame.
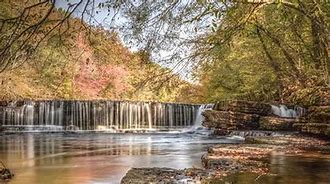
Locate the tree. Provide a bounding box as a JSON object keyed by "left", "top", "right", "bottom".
{"left": 194, "top": 0, "right": 329, "bottom": 104}
{"left": 1, "top": 0, "right": 329, "bottom": 104}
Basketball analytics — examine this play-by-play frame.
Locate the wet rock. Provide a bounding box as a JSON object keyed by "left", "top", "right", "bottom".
{"left": 213, "top": 100, "right": 271, "bottom": 116}
{"left": 290, "top": 106, "right": 330, "bottom": 137}
{"left": 245, "top": 136, "right": 290, "bottom": 145}
{"left": 307, "top": 106, "right": 330, "bottom": 124}
{"left": 294, "top": 123, "right": 330, "bottom": 137}
{"left": 0, "top": 167, "right": 14, "bottom": 181}
{"left": 202, "top": 110, "right": 259, "bottom": 130}
{"left": 201, "top": 134, "right": 330, "bottom": 181}
{"left": 121, "top": 168, "right": 181, "bottom": 184}
{"left": 245, "top": 134, "right": 330, "bottom": 152}
{"left": 213, "top": 129, "right": 231, "bottom": 136}
{"left": 259, "top": 116, "right": 301, "bottom": 131}
{"left": 229, "top": 130, "right": 291, "bottom": 137}
{"left": 120, "top": 167, "right": 209, "bottom": 184}
{"left": 201, "top": 144, "right": 270, "bottom": 173}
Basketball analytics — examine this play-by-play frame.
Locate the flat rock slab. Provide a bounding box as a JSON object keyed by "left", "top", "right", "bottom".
{"left": 202, "top": 134, "right": 330, "bottom": 176}
{"left": 245, "top": 134, "right": 330, "bottom": 152}
{"left": 121, "top": 168, "right": 210, "bottom": 184}
{"left": 202, "top": 144, "right": 271, "bottom": 173}
{"left": 120, "top": 135, "right": 329, "bottom": 183}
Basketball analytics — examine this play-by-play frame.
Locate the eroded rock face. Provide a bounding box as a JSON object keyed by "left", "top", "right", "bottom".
{"left": 202, "top": 110, "right": 259, "bottom": 130}
{"left": 294, "top": 123, "right": 330, "bottom": 137}
{"left": 213, "top": 100, "right": 271, "bottom": 116}
{"left": 259, "top": 116, "right": 301, "bottom": 131}
{"left": 203, "top": 100, "right": 329, "bottom": 137}
{"left": 292, "top": 106, "right": 330, "bottom": 137}
{"left": 307, "top": 106, "right": 330, "bottom": 124}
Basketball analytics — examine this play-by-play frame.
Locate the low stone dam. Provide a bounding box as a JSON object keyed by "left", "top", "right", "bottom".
{"left": 0, "top": 100, "right": 202, "bottom": 132}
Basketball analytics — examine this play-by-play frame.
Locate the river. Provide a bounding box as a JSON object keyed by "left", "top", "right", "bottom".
{"left": 1, "top": 133, "right": 329, "bottom": 184}
{"left": 0, "top": 132, "right": 237, "bottom": 184}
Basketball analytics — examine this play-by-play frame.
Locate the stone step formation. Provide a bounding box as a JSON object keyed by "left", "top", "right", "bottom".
{"left": 202, "top": 100, "right": 330, "bottom": 137}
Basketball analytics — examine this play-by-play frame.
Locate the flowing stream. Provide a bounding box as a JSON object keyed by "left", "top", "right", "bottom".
{"left": 1, "top": 133, "right": 329, "bottom": 184}
{"left": 0, "top": 101, "right": 329, "bottom": 184}
{"left": 0, "top": 133, "right": 238, "bottom": 184}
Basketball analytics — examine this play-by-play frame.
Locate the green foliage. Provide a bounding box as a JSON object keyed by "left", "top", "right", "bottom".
{"left": 196, "top": 33, "right": 278, "bottom": 102}
{"left": 194, "top": 0, "right": 329, "bottom": 105}
{"left": 1, "top": 0, "right": 329, "bottom": 105}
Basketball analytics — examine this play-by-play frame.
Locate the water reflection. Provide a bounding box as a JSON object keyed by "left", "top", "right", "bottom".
{"left": 212, "top": 153, "right": 330, "bottom": 184}
{"left": 1, "top": 134, "right": 328, "bottom": 184}
{"left": 265, "top": 155, "right": 330, "bottom": 184}
{"left": 0, "top": 133, "right": 231, "bottom": 184}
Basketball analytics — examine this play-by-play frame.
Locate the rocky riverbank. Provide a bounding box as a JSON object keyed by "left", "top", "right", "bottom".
{"left": 203, "top": 100, "right": 329, "bottom": 137}
{"left": 120, "top": 133, "right": 329, "bottom": 183}
{"left": 120, "top": 100, "right": 330, "bottom": 184}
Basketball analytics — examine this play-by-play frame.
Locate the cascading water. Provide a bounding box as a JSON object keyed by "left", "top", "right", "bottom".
{"left": 0, "top": 100, "right": 201, "bottom": 132}
{"left": 182, "top": 104, "right": 214, "bottom": 134}
{"left": 193, "top": 104, "right": 214, "bottom": 127}
{"left": 271, "top": 104, "right": 306, "bottom": 118}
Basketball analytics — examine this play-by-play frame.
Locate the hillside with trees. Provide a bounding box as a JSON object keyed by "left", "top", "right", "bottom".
{"left": 0, "top": 0, "right": 328, "bottom": 106}
{"left": 0, "top": 0, "right": 195, "bottom": 102}
{"left": 193, "top": 0, "right": 329, "bottom": 106}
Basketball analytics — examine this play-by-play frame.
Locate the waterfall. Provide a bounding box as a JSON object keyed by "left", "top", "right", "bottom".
{"left": 178, "top": 104, "right": 214, "bottom": 134}
{"left": 193, "top": 104, "right": 214, "bottom": 127}
{"left": 0, "top": 100, "right": 201, "bottom": 132}
{"left": 271, "top": 104, "right": 305, "bottom": 118}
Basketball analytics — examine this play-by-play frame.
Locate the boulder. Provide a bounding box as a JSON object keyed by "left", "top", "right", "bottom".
{"left": 307, "top": 106, "right": 330, "bottom": 124}
{"left": 259, "top": 116, "right": 302, "bottom": 131}
{"left": 202, "top": 110, "right": 259, "bottom": 130}
{"left": 213, "top": 100, "right": 271, "bottom": 116}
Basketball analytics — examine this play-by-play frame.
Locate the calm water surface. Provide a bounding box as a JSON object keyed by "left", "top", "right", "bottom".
{"left": 0, "top": 133, "right": 233, "bottom": 184}
{"left": 218, "top": 155, "right": 330, "bottom": 184}
{"left": 0, "top": 133, "right": 329, "bottom": 184}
